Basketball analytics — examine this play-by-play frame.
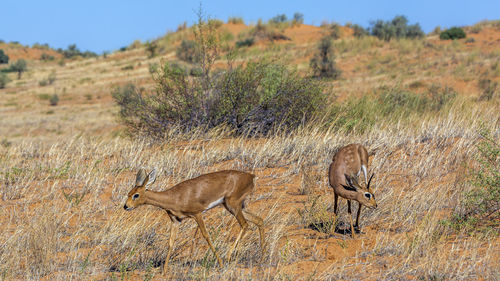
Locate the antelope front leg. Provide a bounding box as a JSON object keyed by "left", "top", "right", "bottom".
{"left": 347, "top": 200, "right": 355, "bottom": 238}
{"left": 163, "top": 221, "right": 179, "bottom": 274}
{"left": 331, "top": 194, "right": 339, "bottom": 234}
{"left": 355, "top": 202, "right": 362, "bottom": 232}
{"left": 193, "top": 214, "right": 224, "bottom": 267}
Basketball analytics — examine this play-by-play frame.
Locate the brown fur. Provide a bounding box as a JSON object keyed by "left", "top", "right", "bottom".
{"left": 124, "top": 169, "right": 265, "bottom": 274}
{"left": 328, "top": 144, "right": 377, "bottom": 237}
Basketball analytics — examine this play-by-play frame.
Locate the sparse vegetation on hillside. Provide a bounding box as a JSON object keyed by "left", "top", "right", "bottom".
{"left": 347, "top": 23, "right": 369, "bottom": 38}
{"left": 310, "top": 36, "right": 342, "bottom": 79}
{"left": 0, "top": 49, "right": 8, "bottom": 64}
{"left": 237, "top": 18, "right": 291, "bottom": 47}
{"left": 49, "top": 93, "right": 59, "bottom": 106}
{"left": 227, "top": 17, "right": 244, "bottom": 24}
{"left": 145, "top": 41, "right": 158, "bottom": 58}
{"left": 176, "top": 39, "right": 199, "bottom": 63}
{"left": 9, "top": 59, "right": 27, "bottom": 79}
{"left": 39, "top": 71, "right": 56, "bottom": 87}
{"left": 58, "top": 44, "right": 98, "bottom": 59}
{"left": 370, "top": 15, "right": 424, "bottom": 41}
{"left": 328, "top": 85, "right": 456, "bottom": 133}
{"left": 440, "top": 27, "right": 467, "bottom": 40}
{"left": 292, "top": 12, "right": 304, "bottom": 25}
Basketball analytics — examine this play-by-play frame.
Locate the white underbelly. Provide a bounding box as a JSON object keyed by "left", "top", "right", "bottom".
{"left": 204, "top": 197, "right": 224, "bottom": 212}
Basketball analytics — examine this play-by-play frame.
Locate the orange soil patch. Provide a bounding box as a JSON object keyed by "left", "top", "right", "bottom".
{"left": 0, "top": 43, "right": 62, "bottom": 61}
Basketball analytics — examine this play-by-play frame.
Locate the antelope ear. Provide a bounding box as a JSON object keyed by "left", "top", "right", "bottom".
{"left": 136, "top": 168, "right": 147, "bottom": 186}
{"left": 146, "top": 168, "right": 157, "bottom": 187}
{"left": 367, "top": 173, "right": 375, "bottom": 190}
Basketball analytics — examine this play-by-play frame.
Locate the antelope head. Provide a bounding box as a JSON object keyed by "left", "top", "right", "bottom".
{"left": 124, "top": 168, "right": 157, "bottom": 210}
{"left": 342, "top": 173, "right": 377, "bottom": 208}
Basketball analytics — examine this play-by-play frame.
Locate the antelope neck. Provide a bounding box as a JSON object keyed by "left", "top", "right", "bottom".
{"left": 144, "top": 189, "right": 177, "bottom": 210}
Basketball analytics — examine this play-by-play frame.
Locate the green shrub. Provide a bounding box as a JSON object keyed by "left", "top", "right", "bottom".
{"left": 310, "top": 36, "right": 342, "bottom": 79}
{"left": 465, "top": 37, "right": 475, "bottom": 43}
{"left": 235, "top": 37, "right": 255, "bottom": 48}
{"left": 212, "top": 62, "right": 325, "bottom": 134}
{"left": 40, "top": 53, "right": 55, "bottom": 61}
{"left": 176, "top": 40, "right": 199, "bottom": 63}
{"left": 442, "top": 127, "right": 499, "bottom": 233}
{"left": 114, "top": 10, "right": 324, "bottom": 137}
{"left": 121, "top": 65, "right": 134, "bottom": 71}
{"left": 39, "top": 79, "right": 48, "bottom": 86}
{"left": 114, "top": 61, "right": 325, "bottom": 137}
{"left": 406, "top": 23, "right": 425, "bottom": 38}
{"left": 0, "top": 73, "right": 10, "bottom": 88}
{"left": 440, "top": 27, "right": 466, "bottom": 40}
{"left": 347, "top": 23, "right": 369, "bottom": 38}
{"left": 370, "top": 15, "right": 424, "bottom": 41}
{"left": 0, "top": 49, "right": 9, "bottom": 64}
{"left": 49, "top": 94, "right": 59, "bottom": 106}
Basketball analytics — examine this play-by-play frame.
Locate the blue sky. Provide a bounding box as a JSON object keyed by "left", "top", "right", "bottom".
{"left": 1, "top": 0, "right": 498, "bottom": 53}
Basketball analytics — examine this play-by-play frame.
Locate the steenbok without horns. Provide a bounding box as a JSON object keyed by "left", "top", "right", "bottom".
{"left": 328, "top": 143, "right": 377, "bottom": 238}
{"left": 124, "top": 168, "right": 265, "bottom": 273}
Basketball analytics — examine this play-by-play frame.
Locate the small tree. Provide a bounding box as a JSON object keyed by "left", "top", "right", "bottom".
{"left": 270, "top": 14, "right": 287, "bottom": 24}
{"left": 293, "top": 13, "right": 304, "bottom": 25}
{"left": 49, "top": 94, "right": 59, "bottom": 106}
{"left": 406, "top": 23, "right": 425, "bottom": 38}
{"left": 0, "top": 73, "right": 10, "bottom": 89}
{"left": 0, "top": 49, "right": 8, "bottom": 64}
{"left": 10, "top": 59, "right": 27, "bottom": 79}
{"left": 145, "top": 41, "right": 158, "bottom": 58}
{"left": 310, "top": 36, "right": 341, "bottom": 79}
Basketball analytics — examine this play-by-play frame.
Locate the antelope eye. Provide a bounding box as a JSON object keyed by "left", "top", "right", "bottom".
{"left": 132, "top": 194, "right": 140, "bottom": 200}
{"left": 364, "top": 193, "right": 371, "bottom": 199}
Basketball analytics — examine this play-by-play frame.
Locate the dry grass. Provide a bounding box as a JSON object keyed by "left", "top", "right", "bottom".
{"left": 0, "top": 97, "right": 498, "bottom": 280}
